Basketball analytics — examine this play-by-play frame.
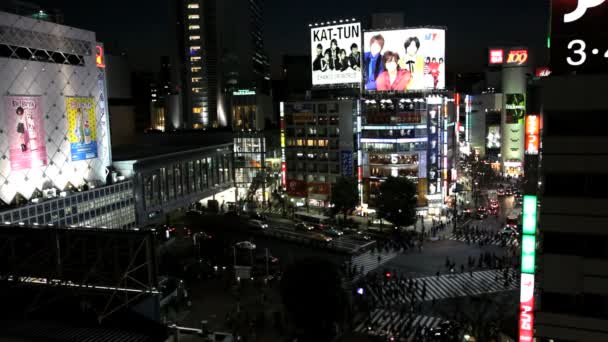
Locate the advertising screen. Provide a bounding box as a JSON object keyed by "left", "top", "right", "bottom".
{"left": 5, "top": 96, "right": 47, "bottom": 171}
{"left": 66, "top": 97, "right": 98, "bottom": 161}
{"left": 363, "top": 28, "right": 445, "bottom": 92}
{"left": 505, "top": 94, "right": 526, "bottom": 124}
{"left": 311, "top": 23, "right": 362, "bottom": 86}
{"left": 551, "top": 0, "right": 608, "bottom": 74}
{"left": 487, "top": 125, "right": 501, "bottom": 149}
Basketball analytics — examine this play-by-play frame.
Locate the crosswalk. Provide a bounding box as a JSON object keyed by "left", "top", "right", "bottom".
{"left": 349, "top": 249, "right": 400, "bottom": 281}
{"left": 447, "top": 234, "right": 519, "bottom": 247}
{"left": 365, "top": 269, "right": 519, "bottom": 306}
{"left": 354, "top": 309, "right": 443, "bottom": 341}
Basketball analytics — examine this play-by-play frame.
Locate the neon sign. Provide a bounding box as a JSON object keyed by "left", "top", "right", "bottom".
{"left": 525, "top": 114, "right": 540, "bottom": 155}
{"left": 95, "top": 45, "right": 105, "bottom": 68}
{"left": 519, "top": 195, "right": 538, "bottom": 342}
{"left": 489, "top": 48, "right": 504, "bottom": 64}
{"left": 519, "top": 273, "right": 535, "bottom": 342}
{"left": 506, "top": 49, "right": 529, "bottom": 65}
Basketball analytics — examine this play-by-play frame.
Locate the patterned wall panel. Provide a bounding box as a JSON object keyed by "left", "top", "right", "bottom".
{"left": 0, "top": 11, "right": 111, "bottom": 204}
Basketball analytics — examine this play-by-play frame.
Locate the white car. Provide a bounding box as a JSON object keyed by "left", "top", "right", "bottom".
{"left": 235, "top": 241, "right": 256, "bottom": 250}
{"left": 248, "top": 220, "right": 268, "bottom": 230}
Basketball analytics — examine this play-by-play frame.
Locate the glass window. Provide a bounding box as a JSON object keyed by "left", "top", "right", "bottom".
{"left": 191, "top": 66, "right": 202, "bottom": 73}
{"left": 188, "top": 14, "right": 200, "bottom": 19}
{"left": 189, "top": 36, "right": 200, "bottom": 41}
{"left": 187, "top": 3, "right": 199, "bottom": 9}
{"left": 188, "top": 25, "right": 200, "bottom": 30}
{"left": 190, "top": 56, "right": 201, "bottom": 62}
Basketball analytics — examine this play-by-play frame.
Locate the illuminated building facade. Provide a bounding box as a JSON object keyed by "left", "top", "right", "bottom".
{"left": 360, "top": 94, "right": 457, "bottom": 215}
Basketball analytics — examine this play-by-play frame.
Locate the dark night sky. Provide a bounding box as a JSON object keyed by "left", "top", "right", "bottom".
{"left": 48, "top": 0, "right": 549, "bottom": 77}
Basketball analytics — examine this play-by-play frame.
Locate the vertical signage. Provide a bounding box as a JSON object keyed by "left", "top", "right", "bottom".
{"left": 525, "top": 114, "right": 540, "bottom": 155}
{"left": 340, "top": 151, "right": 353, "bottom": 177}
{"left": 95, "top": 45, "right": 106, "bottom": 68}
{"left": 280, "top": 102, "right": 287, "bottom": 189}
{"left": 519, "top": 194, "right": 538, "bottom": 342}
{"left": 489, "top": 48, "right": 504, "bottom": 64}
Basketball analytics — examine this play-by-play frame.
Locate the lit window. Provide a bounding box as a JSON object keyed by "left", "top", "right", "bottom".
{"left": 190, "top": 46, "right": 201, "bottom": 55}
{"left": 192, "top": 77, "right": 202, "bottom": 82}
{"left": 192, "top": 87, "right": 202, "bottom": 93}
{"left": 188, "top": 14, "right": 199, "bottom": 20}
{"left": 190, "top": 56, "right": 201, "bottom": 62}
{"left": 189, "top": 35, "right": 200, "bottom": 41}
{"left": 191, "top": 66, "right": 201, "bottom": 72}
{"left": 187, "top": 4, "right": 199, "bottom": 9}
{"left": 188, "top": 25, "right": 200, "bottom": 30}
{"left": 193, "top": 107, "right": 203, "bottom": 114}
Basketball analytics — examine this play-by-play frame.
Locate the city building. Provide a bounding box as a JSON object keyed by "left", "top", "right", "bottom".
{"left": 535, "top": 74, "right": 608, "bottom": 341}
{"left": 150, "top": 56, "right": 182, "bottom": 131}
{"left": 170, "top": 0, "right": 270, "bottom": 130}
{"left": 281, "top": 99, "right": 357, "bottom": 207}
{"left": 0, "top": 10, "right": 134, "bottom": 227}
{"left": 460, "top": 92, "right": 502, "bottom": 164}
{"left": 0, "top": 0, "right": 64, "bottom": 24}
{"left": 359, "top": 94, "right": 458, "bottom": 215}
{"left": 170, "top": 0, "right": 225, "bottom": 128}
{"left": 105, "top": 52, "right": 137, "bottom": 146}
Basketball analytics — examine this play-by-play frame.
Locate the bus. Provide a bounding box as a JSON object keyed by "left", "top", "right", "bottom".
{"left": 294, "top": 212, "right": 330, "bottom": 229}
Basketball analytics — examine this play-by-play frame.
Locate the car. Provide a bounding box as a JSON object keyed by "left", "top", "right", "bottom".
{"left": 426, "top": 321, "right": 460, "bottom": 340}
{"left": 505, "top": 189, "right": 513, "bottom": 196}
{"left": 476, "top": 207, "right": 487, "bottom": 219}
{"left": 489, "top": 201, "right": 499, "bottom": 209}
{"left": 489, "top": 207, "right": 499, "bottom": 216}
{"left": 352, "top": 231, "right": 372, "bottom": 241}
{"left": 497, "top": 188, "right": 505, "bottom": 196}
{"left": 295, "top": 222, "right": 314, "bottom": 231}
{"left": 501, "top": 226, "right": 519, "bottom": 237}
{"left": 249, "top": 212, "right": 267, "bottom": 221}
{"left": 323, "top": 227, "right": 344, "bottom": 238}
{"left": 248, "top": 219, "right": 268, "bottom": 230}
{"left": 310, "top": 232, "right": 332, "bottom": 243}
{"left": 235, "top": 241, "right": 256, "bottom": 250}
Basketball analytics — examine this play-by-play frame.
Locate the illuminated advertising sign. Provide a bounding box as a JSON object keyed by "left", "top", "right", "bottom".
{"left": 487, "top": 125, "right": 501, "bottom": 149}
{"left": 551, "top": 0, "right": 608, "bottom": 74}
{"left": 340, "top": 151, "right": 353, "bottom": 177}
{"left": 489, "top": 48, "right": 504, "bottom": 64}
{"left": 66, "top": 97, "right": 98, "bottom": 161}
{"left": 522, "top": 195, "right": 538, "bottom": 234}
{"left": 280, "top": 102, "right": 286, "bottom": 188}
{"left": 519, "top": 194, "right": 538, "bottom": 341}
{"left": 525, "top": 114, "right": 540, "bottom": 155}
{"left": 506, "top": 49, "right": 529, "bottom": 66}
{"left": 505, "top": 94, "right": 526, "bottom": 124}
{"left": 311, "top": 22, "right": 362, "bottom": 86}
{"left": 519, "top": 273, "right": 535, "bottom": 342}
{"left": 5, "top": 96, "right": 47, "bottom": 171}
{"left": 363, "top": 28, "right": 446, "bottom": 92}
{"left": 286, "top": 179, "right": 307, "bottom": 197}
{"left": 95, "top": 45, "right": 105, "bottom": 68}
{"left": 535, "top": 67, "right": 552, "bottom": 77}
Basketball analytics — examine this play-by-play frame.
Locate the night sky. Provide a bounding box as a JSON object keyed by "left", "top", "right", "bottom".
{"left": 50, "top": 0, "right": 549, "bottom": 77}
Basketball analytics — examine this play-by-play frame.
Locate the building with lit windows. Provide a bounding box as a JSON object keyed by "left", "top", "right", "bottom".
{"left": 170, "top": 0, "right": 225, "bottom": 128}
{"left": 359, "top": 94, "right": 457, "bottom": 215}
{"left": 282, "top": 100, "right": 357, "bottom": 207}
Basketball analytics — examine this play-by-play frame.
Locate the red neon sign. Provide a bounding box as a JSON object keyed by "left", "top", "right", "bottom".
{"left": 489, "top": 49, "right": 504, "bottom": 64}
{"left": 95, "top": 45, "right": 105, "bottom": 68}
{"left": 525, "top": 114, "right": 540, "bottom": 155}
{"left": 506, "top": 49, "right": 529, "bottom": 65}
{"left": 535, "top": 67, "right": 552, "bottom": 77}
{"left": 519, "top": 273, "right": 535, "bottom": 342}
{"left": 281, "top": 162, "right": 287, "bottom": 188}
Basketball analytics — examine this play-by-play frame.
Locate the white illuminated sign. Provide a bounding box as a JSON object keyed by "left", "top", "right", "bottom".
{"left": 564, "top": 0, "right": 605, "bottom": 23}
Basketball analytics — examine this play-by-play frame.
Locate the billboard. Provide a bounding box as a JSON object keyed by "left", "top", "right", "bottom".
{"left": 505, "top": 94, "right": 525, "bottom": 124}
{"left": 525, "top": 114, "right": 540, "bottom": 155}
{"left": 311, "top": 23, "right": 362, "bottom": 86}
{"left": 487, "top": 125, "right": 501, "bottom": 149}
{"left": 340, "top": 150, "right": 353, "bottom": 177}
{"left": 551, "top": 0, "right": 608, "bottom": 74}
{"left": 66, "top": 97, "right": 98, "bottom": 161}
{"left": 5, "top": 96, "right": 47, "bottom": 171}
{"left": 363, "top": 28, "right": 445, "bottom": 91}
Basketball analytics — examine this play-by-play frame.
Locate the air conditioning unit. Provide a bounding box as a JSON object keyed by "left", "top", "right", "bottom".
{"left": 43, "top": 188, "right": 57, "bottom": 199}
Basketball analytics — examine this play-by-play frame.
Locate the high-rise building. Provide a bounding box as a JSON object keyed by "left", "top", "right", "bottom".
{"left": 170, "top": 0, "right": 270, "bottom": 130}
{"left": 0, "top": 0, "right": 63, "bottom": 24}
{"left": 170, "top": 0, "right": 224, "bottom": 128}
{"left": 534, "top": 74, "right": 608, "bottom": 341}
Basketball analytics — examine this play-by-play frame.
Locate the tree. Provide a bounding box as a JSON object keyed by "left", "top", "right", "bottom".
{"left": 280, "top": 258, "right": 348, "bottom": 342}
{"left": 376, "top": 177, "right": 417, "bottom": 227}
{"left": 331, "top": 177, "right": 359, "bottom": 222}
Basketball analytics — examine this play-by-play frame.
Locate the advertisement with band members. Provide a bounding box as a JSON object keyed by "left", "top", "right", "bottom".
{"left": 5, "top": 95, "right": 47, "bottom": 171}
{"left": 363, "top": 28, "right": 446, "bottom": 92}
{"left": 505, "top": 94, "right": 526, "bottom": 124}
{"left": 66, "top": 97, "right": 98, "bottom": 161}
{"left": 311, "top": 23, "right": 362, "bottom": 86}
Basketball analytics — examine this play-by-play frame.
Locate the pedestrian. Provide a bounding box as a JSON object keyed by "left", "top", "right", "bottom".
{"left": 460, "top": 264, "right": 465, "bottom": 273}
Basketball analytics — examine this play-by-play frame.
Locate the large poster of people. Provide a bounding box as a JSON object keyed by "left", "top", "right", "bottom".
{"left": 311, "top": 23, "right": 362, "bottom": 86}
{"left": 5, "top": 96, "right": 47, "bottom": 171}
{"left": 66, "top": 97, "right": 98, "bottom": 161}
{"left": 363, "top": 28, "right": 446, "bottom": 92}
